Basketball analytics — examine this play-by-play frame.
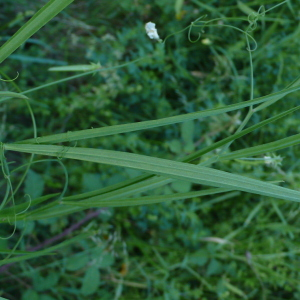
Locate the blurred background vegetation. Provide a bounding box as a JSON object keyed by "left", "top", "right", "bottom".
{"left": 1, "top": 0, "right": 300, "bottom": 299}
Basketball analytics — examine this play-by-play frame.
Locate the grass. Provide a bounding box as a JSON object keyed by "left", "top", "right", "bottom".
{"left": 1, "top": 0, "right": 300, "bottom": 299}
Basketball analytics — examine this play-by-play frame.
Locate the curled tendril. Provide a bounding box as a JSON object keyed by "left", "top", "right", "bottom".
{"left": 247, "top": 5, "right": 266, "bottom": 33}
{"left": 188, "top": 15, "right": 208, "bottom": 43}
{"left": 0, "top": 72, "right": 19, "bottom": 82}
{"left": 258, "top": 5, "right": 266, "bottom": 17}
{"left": 162, "top": 14, "right": 207, "bottom": 45}
{"left": 188, "top": 22, "right": 201, "bottom": 43}
{"left": 57, "top": 145, "right": 69, "bottom": 160}
{"left": 16, "top": 194, "right": 32, "bottom": 216}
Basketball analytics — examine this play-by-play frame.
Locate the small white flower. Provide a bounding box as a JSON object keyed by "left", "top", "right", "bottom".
{"left": 145, "top": 22, "right": 160, "bottom": 40}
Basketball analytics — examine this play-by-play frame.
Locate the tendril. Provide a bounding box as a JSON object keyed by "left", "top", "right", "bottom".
{"left": 0, "top": 72, "right": 19, "bottom": 82}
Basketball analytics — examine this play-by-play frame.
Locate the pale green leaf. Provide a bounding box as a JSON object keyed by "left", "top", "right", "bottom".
{"left": 81, "top": 266, "right": 100, "bottom": 296}
{"left": 49, "top": 63, "right": 101, "bottom": 72}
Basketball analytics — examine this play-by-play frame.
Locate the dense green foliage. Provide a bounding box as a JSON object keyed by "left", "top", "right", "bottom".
{"left": 1, "top": 0, "right": 300, "bottom": 299}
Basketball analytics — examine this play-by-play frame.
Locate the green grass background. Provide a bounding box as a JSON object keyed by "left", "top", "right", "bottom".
{"left": 1, "top": 0, "right": 300, "bottom": 299}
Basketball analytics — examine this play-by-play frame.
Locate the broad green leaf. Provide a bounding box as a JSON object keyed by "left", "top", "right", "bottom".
{"left": 82, "top": 173, "right": 103, "bottom": 192}
{"left": 21, "top": 290, "right": 39, "bottom": 300}
{"left": 24, "top": 169, "right": 44, "bottom": 199}
{"left": 17, "top": 85, "right": 300, "bottom": 144}
{"left": 0, "top": 91, "right": 28, "bottom": 99}
{"left": 33, "top": 272, "right": 59, "bottom": 292}
{"left": 0, "top": 0, "right": 74, "bottom": 64}
{"left": 188, "top": 250, "right": 209, "bottom": 266}
{"left": 81, "top": 266, "right": 100, "bottom": 296}
{"left": 5, "top": 144, "right": 300, "bottom": 202}
{"left": 66, "top": 254, "right": 89, "bottom": 271}
{"left": 171, "top": 180, "right": 192, "bottom": 193}
{"left": 207, "top": 259, "right": 223, "bottom": 276}
{"left": 96, "top": 252, "right": 115, "bottom": 268}
{"left": 40, "top": 296, "right": 56, "bottom": 300}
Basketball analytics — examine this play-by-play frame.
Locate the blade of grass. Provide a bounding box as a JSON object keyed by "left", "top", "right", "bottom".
{"left": 0, "top": 91, "right": 28, "bottom": 99}
{"left": 0, "top": 231, "right": 93, "bottom": 266}
{"left": 17, "top": 85, "right": 300, "bottom": 144}
{"left": 4, "top": 144, "right": 300, "bottom": 202}
{"left": 0, "top": 0, "right": 74, "bottom": 64}
{"left": 220, "top": 133, "right": 300, "bottom": 161}
{"left": 61, "top": 188, "right": 232, "bottom": 207}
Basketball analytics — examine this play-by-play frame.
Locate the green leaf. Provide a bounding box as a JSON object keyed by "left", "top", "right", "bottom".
{"left": 0, "top": 232, "right": 93, "bottom": 266}
{"left": 168, "top": 140, "right": 182, "bottom": 154}
{"left": 40, "top": 295, "right": 56, "bottom": 300}
{"left": 24, "top": 170, "right": 44, "bottom": 199}
{"left": 207, "top": 259, "right": 223, "bottom": 276}
{"left": 17, "top": 85, "right": 300, "bottom": 144}
{"left": 171, "top": 180, "right": 192, "bottom": 193}
{"left": 220, "top": 133, "right": 300, "bottom": 161}
{"left": 21, "top": 290, "right": 39, "bottom": 300}
{"left": 58, "top": 188, "right": 230, "bottom": 208}
{"left": 66, "top": 254, "right": 89, "bottom": 271}
{"left": 33, "top": 272, "right": 59, "bottom": 291}
{"left": 181, "top": 120, "right": 194, "bottom": 144}
{"left": 0, "top": 91, "right": 28, "bottom": 99}
{"left": 0, "top": 0, "right": 74, "bottom": 64}
{"left": 5, "top": 144, "right": 300, "bottom": 203}
{"left": 237, "top": 1, "right": 256, "bottom": 15}
{"left": 188, "top": 250, "right": 209, "bottom": 266}
{"left": 82, "top": 173, "right": 103, "bottom": 192}
{"left": 49, "top": 63, "right": 101, "bottom": 72}
{"left": 96, "top": 252, "right": 115, "bottom": 268}
{"left": 81, "top": 266, "right": 100, "bottom": 296}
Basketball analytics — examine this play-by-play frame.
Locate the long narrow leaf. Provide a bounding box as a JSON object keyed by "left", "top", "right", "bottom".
{"left": 62, "top": 188, "right": 232, "bottom": 207}
{"left": 220, "top": 133, "right": 300, "bottom": 161}
{"left": 4, "top": 144, "right": 300, "bottom": 202}
{"left": 0, "top": 0, "right": 74, "bottom": 64}
{"left": 0, "top": 231, "right": 93, "bottom": 266}
{"left": 17, "top": 85, "right": 300, "bottom": 144}
{"left": 0, "top": 91, "right": 28, "bottom": 100}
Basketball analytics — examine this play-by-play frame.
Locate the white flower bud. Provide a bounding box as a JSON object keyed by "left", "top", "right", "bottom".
{"left": 145, "top": 22, "right": 160, "bottom": 40}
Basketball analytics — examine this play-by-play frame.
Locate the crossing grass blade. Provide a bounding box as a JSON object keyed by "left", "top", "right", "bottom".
{"left": 17, "top": 84, "right": 300, "bottom": 144}
{"left": 0, "top": 193, "right": 59, "bottom": 221}
{"left": 61, "top": 188, "right": 233, "bottom": 207}
{"left": 7, "top": 106, "right": 299, "bottom": 220}
{"left": 4, "top": 144, "right": 300, "bottom": 202}
{"left": 0, "top": 0, "right": 74, "bottom": 64}
{"left": 0, "top": 231, "right": 93, "bottom": 266}
{"left": 0, "top": 91, "right": 28, "bottom": 100}
{"left": 220, "top": 133, "right": 300, "bottom": 161}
